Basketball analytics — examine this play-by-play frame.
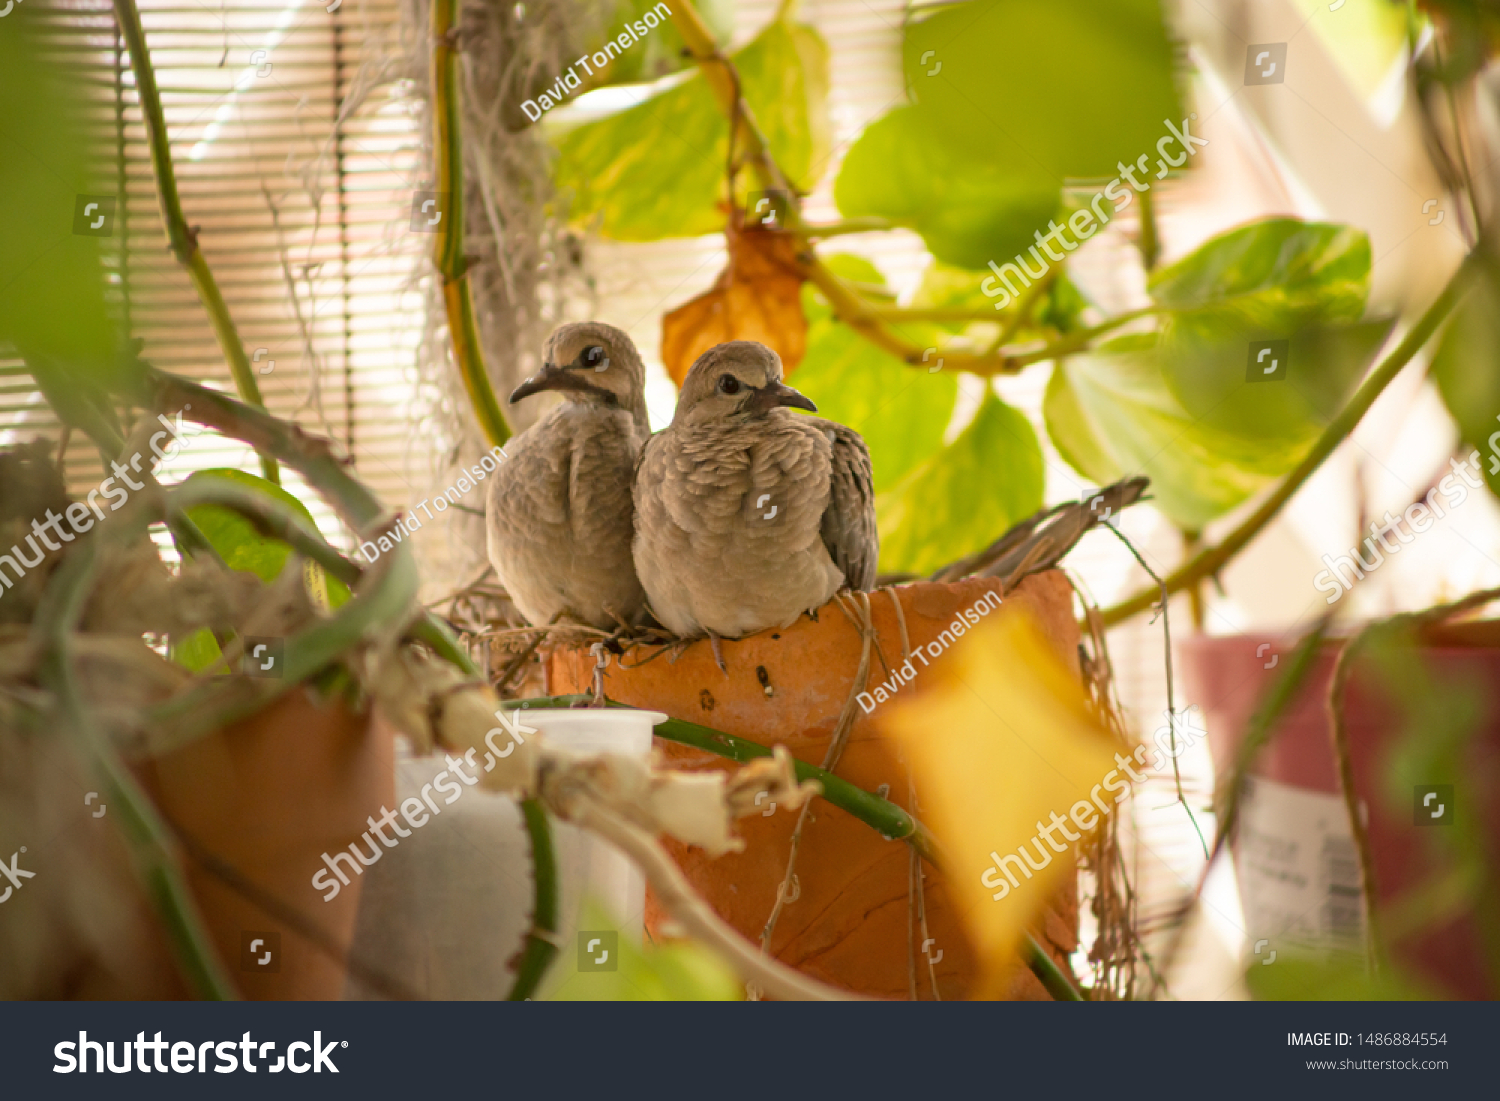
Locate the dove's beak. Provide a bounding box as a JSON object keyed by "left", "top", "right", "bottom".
{"left": 748, "top": 380, "right": 817, "bottom": 414}
{"left": 509, "top": 364, "right": 597, "bottom": 403}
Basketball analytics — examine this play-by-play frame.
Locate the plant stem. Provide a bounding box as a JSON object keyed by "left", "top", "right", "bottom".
{"left": 33, "top": 533, "right": 238, "bottom": 999}
{"left": 866, "top": 307, "right": 1012, "bottom": 324}
{"left": 145, "top": 373, "right": 495, "bottom": 696}
{"left": 1136, "top": 187, "right": 1160, "bottom": 272}
{"left": 146, "top": 369, "right": 382, "bottom": 527}
{"left": 511, "top": 693, "right": 1089, "bottom": 1000}
{"left": 1099, "top": 253, "right": 1478, "bottom": 627}
{"left": 144, "top": 506, "right": 419, "bottom": 748}
{"left": 139, "top": 370, "right": 424, "bottom": 744}
{"left": 664, "top": 0, "right": 794, "bottom": 202}
{"left": 1213, "top": 618, "right": 1332, "bottom": 856}
{"left": 1026, "top": 935, "right": 1085, "bottom": 1001}
{"left": 1006, "top": 307, "right": 1158, "bottom": 368}
{"left": 169, "top": 479, "right": 356, "bottom": 581}
{"left": 112, "top": 0, "right": 279, "bottom": 484}
{"left": 508, "top": 695, "right": 940, "bottom": 863}
{"left": 664, "top": 0, "right": 1016, "bottom": 376}
{"left": 795, "top": 217, "right": 895, "bottom": 238}
{"left": 412, "top": 613, "right": 482, "bottom": 675}
{"left": 990, "top": 267, "right": 1059, "bottom": 351}
{"left": 665, "top": 0, "right": 1157, "bottom": 380}
{"left": 508, "top": 799, "right": 560, "bottom": 1000}
{"left": 430, "top": 0, "right": 511, "bottom": 450}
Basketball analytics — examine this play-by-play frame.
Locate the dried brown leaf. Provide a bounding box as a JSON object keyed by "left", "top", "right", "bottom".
{"left": 661, "top": 225, "right": 807, "bottom": 386}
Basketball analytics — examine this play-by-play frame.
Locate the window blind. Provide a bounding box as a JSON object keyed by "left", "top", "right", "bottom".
{"left": 4, "top": 0, "right": 429, "bottom": 548}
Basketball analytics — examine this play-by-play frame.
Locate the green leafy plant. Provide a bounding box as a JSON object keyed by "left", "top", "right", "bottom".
{"left": 0, "top": 1, "right": 553, "bottom": 1000}
{"left": 516, "top": 0, "right": 1488, "bottom": 620}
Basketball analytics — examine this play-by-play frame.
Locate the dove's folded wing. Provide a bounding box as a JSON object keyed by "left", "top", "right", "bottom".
{"left": 816, "top": 419, "right": 878, "bottom": 592}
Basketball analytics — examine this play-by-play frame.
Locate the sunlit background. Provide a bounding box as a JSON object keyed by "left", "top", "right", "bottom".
{"left": 3, "top": 0, "right": 1492, "bottom": 998}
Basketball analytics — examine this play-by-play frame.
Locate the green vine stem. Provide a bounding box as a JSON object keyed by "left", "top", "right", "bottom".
{"left": 168, "top": 478, "right": 354, "bottom": 580}
{"left": 989, "top": 268, "right": 1059, "bottom": 351}
{"left": 161, "top": 473, "right": 469, "bottom": 676}
{"left": 430, "top": 0, "right": 512, "bottom": 450}
{"left": 508, "top": 799, "right": 561, "bottom": 1000}
{"left": 33, "top": 526, "right": 238, "bottom": 999}
{"left": 387, "top": 623, "right": 562, "bottom": 1002}
{"left": 795, "top": 217, "right": 894, "bottom": 239}
{"left": 1212, "top": 617, "right": 1332, "bottom": 855}
{"left": 136, "top": 370, "right": 422, "bottom": 742}
{"left": 1099, "top": 250, "right": 1480, "bottom": 627}
{"left": 112, "top": 0, "right": 279, "bottom": 484}
{"left": 1025, "top": 936, "right": 1085, "bottom": 1002}
{"left": 145, "top": 369, "right": 375, "bottom": 524}
{"left": 508, "top": 694, "right": 940, "bottom": 861}
{"left": 143, "top": 498, "right": 417, "bottom": 751}
{"left": 509, "top": 696, "right": 1084, "bottom": 1000}
{"left": 1136, "top": 187, "right": 1160, "bottom": 273}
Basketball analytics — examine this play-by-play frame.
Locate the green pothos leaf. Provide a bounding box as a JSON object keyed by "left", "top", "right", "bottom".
{"left": 554, "top": 15, "right": 830, "bottom": 240}
{"left": 877, "top": 389, "right": 1044, "bottom": 576}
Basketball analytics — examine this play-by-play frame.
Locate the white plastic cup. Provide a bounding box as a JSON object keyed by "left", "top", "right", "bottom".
{"left": 511, "top": 706, "right": 666, "bottom": 957}
{"left": 516, "top": 706, "right": 662, "bottom": 760}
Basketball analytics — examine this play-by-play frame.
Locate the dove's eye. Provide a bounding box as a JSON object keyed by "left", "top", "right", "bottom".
{"left": 717, "top": 375, "right": 742, "bottom": 395}
{"left": 582, "top": 345, "right": 607, "bottom": 369}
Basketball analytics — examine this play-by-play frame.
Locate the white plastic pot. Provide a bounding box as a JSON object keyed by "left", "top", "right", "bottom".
{"left": 519, "top": 706, "right": 663, "bottom": 760}
{"left": 519, "top": 706, "right": 666, "bottom": 995}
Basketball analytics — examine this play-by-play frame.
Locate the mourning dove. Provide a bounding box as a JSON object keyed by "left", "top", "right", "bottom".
{"left": 485, "top": 322, "right": 649, "bottom": 630}
{"left": 633, "top": 341, "right": 877, "bottom": 642}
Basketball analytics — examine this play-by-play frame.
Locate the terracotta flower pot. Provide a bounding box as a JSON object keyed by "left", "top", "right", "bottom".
{"left": 135, "top": 687, "right": 393, "bottom": 999}
{"left": 549, "top": 571, "right": 1082, "bottom": 999}
{"left": 1181, "top": 629, "right": 1500, "bottom": 998}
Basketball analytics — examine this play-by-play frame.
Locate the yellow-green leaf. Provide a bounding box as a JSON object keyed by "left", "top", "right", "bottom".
{"left": 876, "top": 389, "right": 1043, "bottom": 576}
{"left": 554, "top": 17, "right": 829, "bottom": 240}
{"left": 903, "top": 0, "right": 1180, "bottom": 180}
{"left": 183, "top": 469, "right": 350, "bottom": 607}
{"left": 793, "top": 255, "right": 956, "bottom": 493}
{"left": 1044, "top": 343, "right": 1297, "bottom": 529}
{"left": 834, "top": 106, "right": 1060, "bottom": 271}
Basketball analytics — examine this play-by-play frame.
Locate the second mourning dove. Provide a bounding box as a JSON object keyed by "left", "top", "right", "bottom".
{"left": 633, "top": 341, "right": 877, "bottom": 642}
{"left": 485, "top": 322, "right": 648, "bottom": 630}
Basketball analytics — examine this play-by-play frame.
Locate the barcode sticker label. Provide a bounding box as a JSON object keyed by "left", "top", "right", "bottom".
{"left": 1235, "top": 775, "right": 1365, "bottom": 958}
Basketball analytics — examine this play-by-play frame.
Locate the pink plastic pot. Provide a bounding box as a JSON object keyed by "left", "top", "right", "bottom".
{"left": 1181, "top": 630, "right": 1500, "bottom": 998}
